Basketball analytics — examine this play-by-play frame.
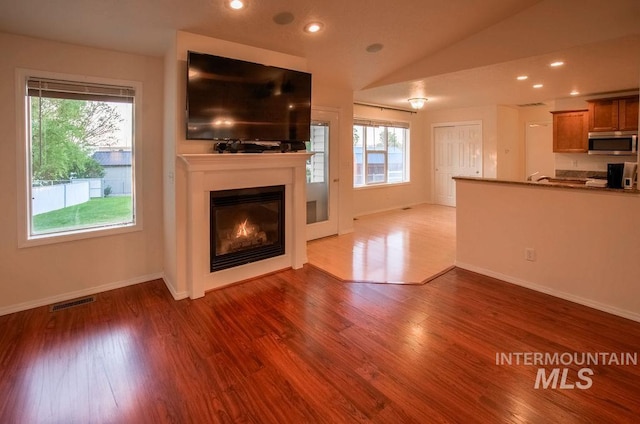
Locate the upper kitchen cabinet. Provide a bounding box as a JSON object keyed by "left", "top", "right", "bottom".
{"left": 551, "top": 110, "right": 589, "bottom": 153}
{"left": 618, "top": 97, "right": 639, "bottom": 131}
{"left": 587, "top": 96, "right": 639, "bottom": 132}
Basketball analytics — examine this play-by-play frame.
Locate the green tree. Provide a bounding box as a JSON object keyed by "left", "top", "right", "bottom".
{"left": 30, "top": 97, "right": 122, "bottom": 181}
{"left": 386, "top": 130, "right": 399, "bottom": 148}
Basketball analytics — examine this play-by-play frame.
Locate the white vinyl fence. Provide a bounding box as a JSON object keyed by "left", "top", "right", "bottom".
{"left": 73, "top": 178, "right": 104, "bottom": 198}
{"left": 32, "top": 177, "right": 129, "bottom": 216}
{"left": 32, "top": 181, "right": 91, "bottom": 215}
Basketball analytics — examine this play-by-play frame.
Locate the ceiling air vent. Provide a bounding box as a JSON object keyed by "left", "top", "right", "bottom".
{"left": 517, "top": 102, "right": 546, "bottom": 107}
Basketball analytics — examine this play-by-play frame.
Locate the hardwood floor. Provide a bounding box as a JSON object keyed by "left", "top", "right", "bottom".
{"left": 307, "top": 204, "right": 456, "bottom": 284}
{"left": 1, "top": 267, "right": 639, "bottom": 423}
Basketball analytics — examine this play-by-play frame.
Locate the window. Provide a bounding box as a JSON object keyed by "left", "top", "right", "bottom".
{"left": 353, "top": 119, "right": 409, "bottom": 187}
{"left": 18, "top": 72, "right": 141, "bottom": 245}
{"left": 306, "top": 122, "right": 328, "bottom": 183}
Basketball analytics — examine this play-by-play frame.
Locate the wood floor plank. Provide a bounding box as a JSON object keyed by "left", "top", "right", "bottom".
{"left": 1, "top": 267, "right": 640, "bottom": 423}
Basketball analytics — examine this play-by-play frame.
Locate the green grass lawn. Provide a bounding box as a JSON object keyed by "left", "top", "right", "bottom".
{"left": 33, "top": 196, "right": 133, "bottom": 233}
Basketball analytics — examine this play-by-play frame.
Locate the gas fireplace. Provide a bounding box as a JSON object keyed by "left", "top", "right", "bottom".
{"left": 210, "top": 185, "right": 285, "bottom": 272}
{"left": 180, "top": 152, "right": 310, "bottom": 298}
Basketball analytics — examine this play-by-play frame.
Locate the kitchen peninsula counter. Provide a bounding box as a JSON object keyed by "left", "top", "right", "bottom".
{"left": 453, "top": 176, "right": 640, "bottom": 194}
{"left": 454, "top": 176, "right": 640, "bottom": 324}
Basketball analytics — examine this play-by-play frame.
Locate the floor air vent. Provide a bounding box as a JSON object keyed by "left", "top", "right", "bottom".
{"left": 50, "top": 296, "right": 96, "bottom": 312}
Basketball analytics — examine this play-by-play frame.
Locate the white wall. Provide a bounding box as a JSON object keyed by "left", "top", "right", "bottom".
{"left": 456, "top": 179, "right": 640, "bottom": 321}
{"left": 0, "top": 33, "right": 164, "bottom": 314}
{"left": 496, "top": 105, "right": 521, "bottom": 180}
{"left": 351, "top": 104, "right": 428, "bottom": 216}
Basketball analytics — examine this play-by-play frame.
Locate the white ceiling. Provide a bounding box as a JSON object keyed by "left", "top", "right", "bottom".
{"left": 0, "top": 0, "right": 638, "bottom": 111}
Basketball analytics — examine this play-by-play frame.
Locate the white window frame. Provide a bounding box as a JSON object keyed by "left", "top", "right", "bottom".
{"left": 353, "top": 118, "right": 410, "bottom": 188}
{"left": 15, "top": 69, "right": 143, "bottom": 248}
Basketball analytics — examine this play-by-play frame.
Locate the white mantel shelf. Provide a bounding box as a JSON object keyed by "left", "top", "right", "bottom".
{"left": 179, "top": 152, "right": 313, "bottom": 171}
{"left": 179, "top": 152, "right": 312, "bottom": 299}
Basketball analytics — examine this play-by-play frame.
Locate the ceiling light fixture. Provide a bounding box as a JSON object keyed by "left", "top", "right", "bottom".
{"left": 550, "top": 61, "right": 564, "bottom": 67}
{"left": 533, "top": 84, "right": 543, "bottom": 89}
{"left": 570, "top": 90, "right": 580, "bottom": 96}
{"left": 408, "top": 97, "right": 428, "bottom": 109}
{"left": 516, "top": 75, "right": 528, "bottom": 81}
{"left": 304, "top": 22, "right": 324, "bottom": 33}
{"left": 229, "top": 0, "right": 245, "bottom": 10}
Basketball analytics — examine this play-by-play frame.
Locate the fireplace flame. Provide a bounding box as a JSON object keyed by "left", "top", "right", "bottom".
{"left": 219, "top": 216, "right": 269, "bottom": 255}
{"left": 236, "top": 219, "right": 251, "bottom": 238}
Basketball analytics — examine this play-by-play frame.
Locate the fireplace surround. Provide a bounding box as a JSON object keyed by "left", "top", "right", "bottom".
{"left": 179, "top": 153, "right": 311, "bottom": 298}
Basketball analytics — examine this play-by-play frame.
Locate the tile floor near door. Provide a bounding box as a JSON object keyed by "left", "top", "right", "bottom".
{"left": 307, "top": 204, "right": 456, "bottom": 284}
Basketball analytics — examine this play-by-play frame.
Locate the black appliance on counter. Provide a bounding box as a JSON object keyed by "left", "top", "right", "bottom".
{"left": 607, "top": 163, "right": 624, "bottom": 189}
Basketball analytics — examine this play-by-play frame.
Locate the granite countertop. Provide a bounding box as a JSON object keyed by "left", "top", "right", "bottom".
{"left": 453, "top": 176, "right": 640, "bottom": 194}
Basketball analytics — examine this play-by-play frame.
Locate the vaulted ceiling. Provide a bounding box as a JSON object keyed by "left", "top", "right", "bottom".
{"left": 1, "top": 0, "right": 638, "bottom": 111}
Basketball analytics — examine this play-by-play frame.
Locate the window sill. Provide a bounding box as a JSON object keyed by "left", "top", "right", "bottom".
{"left": 18, "top": 222, "right": 142, "bottom": 248}
{"left": 354, "top": 181, "right": 412, "bottom": 191}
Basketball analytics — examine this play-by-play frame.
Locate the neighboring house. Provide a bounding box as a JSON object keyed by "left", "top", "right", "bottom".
{"left": 92, "top": 150, "right": 132, "bottom": 195}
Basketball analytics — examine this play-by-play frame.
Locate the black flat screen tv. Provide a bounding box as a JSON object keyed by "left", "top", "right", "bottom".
{"left": 186, "top": 51, "right": 312, "bottom": 142}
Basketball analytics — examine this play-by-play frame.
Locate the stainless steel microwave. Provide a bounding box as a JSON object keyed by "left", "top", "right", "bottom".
{"left": 588, "top": 131, "right": 637, "bottom": 156}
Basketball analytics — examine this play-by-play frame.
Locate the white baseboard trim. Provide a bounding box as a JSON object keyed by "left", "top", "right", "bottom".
{"left": 354, "top": 201, "right": 436, "bottom": 219}
{"left": 161, "top": 274, "right": 189, "bottom": 300}
{"left": 0, "top": 272, "right": 164, "bottom": 317}
{"left": 455, "top": 262, "right": 640, "bottom": 323}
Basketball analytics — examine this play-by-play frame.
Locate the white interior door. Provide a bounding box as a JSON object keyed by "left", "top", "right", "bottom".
{"left": 306, "top": 109, "right": 339, "bottom": 240}
{"left": 434, "top": 123, "right": 482, "bottom": 207}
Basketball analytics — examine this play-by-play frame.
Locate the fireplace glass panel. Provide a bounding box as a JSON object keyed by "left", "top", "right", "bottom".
{"left": 210, "top": 185, "right": 285, "bottom": 272}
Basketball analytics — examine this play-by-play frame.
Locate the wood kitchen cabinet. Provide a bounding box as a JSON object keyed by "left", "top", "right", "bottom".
{"left": 587, "top": 96, "right": 639, "bottom": 132}
{"left": 551, "top": 109, "right": 589, "bottom": 153}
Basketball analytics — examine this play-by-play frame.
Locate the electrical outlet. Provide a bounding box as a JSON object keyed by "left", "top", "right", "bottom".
{"left": 525, "top": 248, "right": 536, "bottom": 262}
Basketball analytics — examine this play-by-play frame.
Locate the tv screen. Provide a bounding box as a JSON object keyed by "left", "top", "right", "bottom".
{"left": 186, "top": 51, "right": 312, "bottom": 142}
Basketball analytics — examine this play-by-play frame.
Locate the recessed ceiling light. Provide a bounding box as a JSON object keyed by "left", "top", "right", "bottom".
{"left": 550, "top": 61, "right": 564, "bottom": 67}
{"left": 304, "top": 22, "right": 324, "bottom": 33}
{"left": 366, "top": 43, "right": 384, "bottom": 53}
{"left": 533, "top": 83, "right": 543, "bottom": 88}
{"left": 570, "top": 90, "right": 580, "bottom": 96}
{"left": 228, "top": 0, "right": 245, "bottom": 10}
{"left": 516, "top": 75, "right": 528, "bottom": 81}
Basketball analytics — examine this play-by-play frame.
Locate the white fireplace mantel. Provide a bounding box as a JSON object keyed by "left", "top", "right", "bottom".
{"left": 178, "top": 152, "right": 312, "bottom": 298}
